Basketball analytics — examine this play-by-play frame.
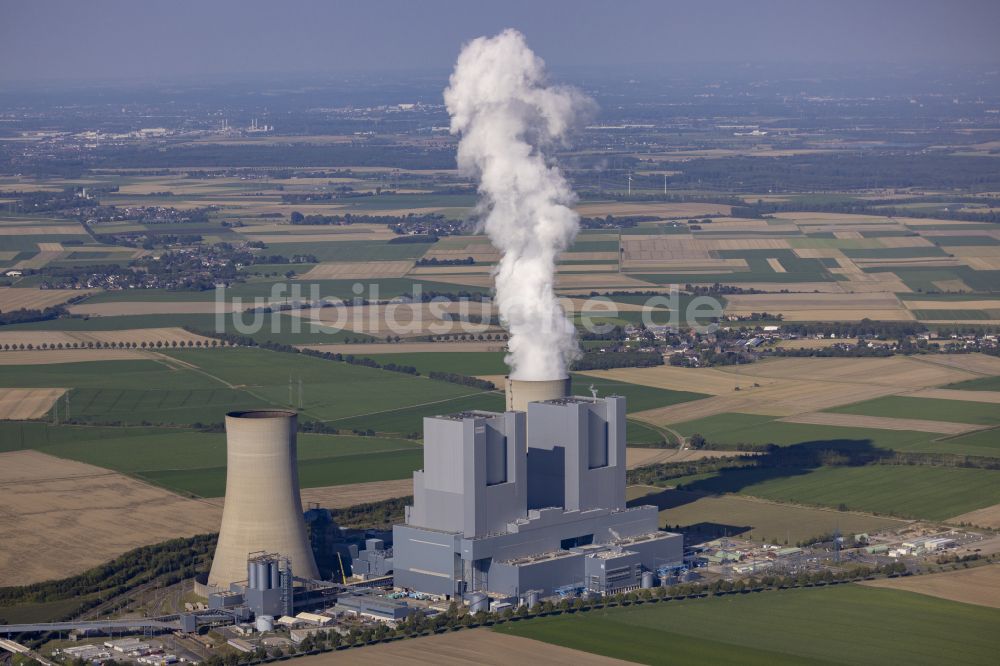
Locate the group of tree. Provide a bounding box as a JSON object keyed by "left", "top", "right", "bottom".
{"left": 571, "top": 350, "right": 663, "bottom": 371}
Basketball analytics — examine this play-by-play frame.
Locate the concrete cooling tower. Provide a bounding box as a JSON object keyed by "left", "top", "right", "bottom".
{"left": 505, "top": 376, "right": 571, "bottom": 412}
{"left": 208, "top": 410, "right": 319, "bottom": 588}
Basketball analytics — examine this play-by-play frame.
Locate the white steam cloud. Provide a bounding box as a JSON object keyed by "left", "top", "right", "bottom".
{"left": 444, "top": 29, "right": 591, "bottom": 381}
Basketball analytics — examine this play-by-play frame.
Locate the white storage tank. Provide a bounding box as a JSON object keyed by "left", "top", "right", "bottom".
{"left": 255, "top": 615, "right": 274, "bottom": 632}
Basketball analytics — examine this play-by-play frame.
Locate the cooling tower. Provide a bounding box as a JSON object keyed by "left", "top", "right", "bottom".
{"left": 208, "top": 410, "right": 319, "bottom": 588}
{"left": 505, "top": 376, "right": 570, "bottom": 412}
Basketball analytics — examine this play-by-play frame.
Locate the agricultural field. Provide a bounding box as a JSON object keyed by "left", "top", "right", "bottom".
{"left": 674, "top": 465, "right": 1000, "bottom": 521}
{"left": 494, "top": 585, "right": 1000, "bottom": 665}
{"left": 861, "top": 565, "right": 1000, "bottom": 609}
{"left": 299, "top": 628, "right": 628, "bottom": 666}
{"left": 0, "top": 450, "right": 222, "bottom": 586}
{"left": 826, "top": 396, "right": 1000, "bottom": 427}
{"left": 627, "top": 485, "right": 906, "bottom": 545}
{"left": 0, "top": 421, "right": 422, "bottom": 497}
{"left": 0, "top": 347, "right": 500, "bottom": 427}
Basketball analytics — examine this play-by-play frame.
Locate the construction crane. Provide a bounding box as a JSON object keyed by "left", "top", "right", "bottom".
{"left": 336, "top": 552, "right": 348, "bottom": 584}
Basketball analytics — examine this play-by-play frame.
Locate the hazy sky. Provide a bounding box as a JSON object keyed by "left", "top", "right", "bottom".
{"left": 2, "top": 0, "right": 999, "bottom": 83}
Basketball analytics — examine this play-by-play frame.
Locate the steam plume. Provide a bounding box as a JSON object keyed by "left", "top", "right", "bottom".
{"left": 445, "top": 29, "right": 590, "bottom": 380}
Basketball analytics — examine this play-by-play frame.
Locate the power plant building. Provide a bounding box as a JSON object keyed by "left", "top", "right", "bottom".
{"left": 393, "top": 391, "right": 682, "bottom": 600}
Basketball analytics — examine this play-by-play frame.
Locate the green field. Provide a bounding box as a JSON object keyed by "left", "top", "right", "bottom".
{"left": 355, "top": 351, "right": 507, "bottom": 376}
{"left": 494, "top": 585, "right": 1000, "bottom": 665}
{"left": 945, "top": 376, "right": 1000, "bottom": 391}
{"left": 827, "top": 396, "right": 1000, "bottom": 427}
{"left": 0, "top": 311, "right": 375, "bottom": 344}
{"left": 912, "top": 309, "right": 998, "bottom": 320}
{"left": 628, "top": 485, "right": 905, "bottom": 544}
{"left": 79, "top": 277, "right": 489, "bottom": 303}
{"left": 568, "top": 374, "right": 707, "bottom": 413}
{"left": 0, "top": 422, "right": 421, "bottom": 498}
{"left": 677, "top": 464, "right": 1000, "bottom": 521}
{"left": 669, "top": 411, "right": 1000, "bottom": 457}
{"left": 0, "top": 349, "right": 490, "bottom": 427}
{"left": 330, "top": 391, "right": 506, "bottom": 435}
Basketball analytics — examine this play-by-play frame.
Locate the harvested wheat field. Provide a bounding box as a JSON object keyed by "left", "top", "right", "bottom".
{"left": 0, "top": 450, "right": 222, "bottom": 586}
{"left": 766, "top": 257, "right": 787, "bottom": 272}
{"left": 724, "top": 292, "right": 912, "bottom": 322}
{"left": 908, "top": 388, "right": 1000, "bottom": 404}
{"left": 0, "top": 327, "right": 216, "bottom": 350}
{"left": 13, "top": 249, "right": 65, "bottom": 269}
{"left": 0, "top": 388, "right": 65, "bottom": 420}
{"left": 729, "top": 356, "right": 979, "bottom": 388}
{"left": 0, "top": 224, "right": 85, "bottom": 235}
{"left": 297, "top": 627, "right": 632, "bottom": 666}
{"left": 912, "top": 352, "right": 1000, "bottom": 376}
{"left": 298, "top": 261, "right": 414, "bottom": 280}
{"left": 622, "top": 355, "right": 987, "bottom": 425}
{"left": 631, "top": 379, "right": 903, "bottom": 425}
{"left": 861, "top": 565, "right": 1000, "bottom": 609}
{"left": 0, "top": 287, "right": 92, "bottom": 311}
{"left": 0, "top": 349, "right": 158, "bottom": 365}
{"left": 779, "top": 412, "right": 982, "bottom": 435}
{"left": 579, "top": 366, "right": 777, "bottom": 395}
{"left": 299, "top": 479, "right": 413, "bottom": 508}
{"left": 949, "top": 504, "right": 1000, "bottom": 530}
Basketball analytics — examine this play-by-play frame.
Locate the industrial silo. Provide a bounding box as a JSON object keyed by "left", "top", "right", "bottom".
{"left": 505, "top": 376, "right": 570, "bottom": 412}
{"left": 208, "top": 410, "right": 320, "bottom": 588}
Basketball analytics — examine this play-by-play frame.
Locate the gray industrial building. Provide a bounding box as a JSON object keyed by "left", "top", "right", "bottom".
{"left": 392, "top": 391, "right": 682, "bottom": 601}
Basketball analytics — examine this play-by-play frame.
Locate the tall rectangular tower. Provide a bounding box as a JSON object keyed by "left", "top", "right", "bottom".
{"left": 406, "top": 410, "right": 526, "bottom": 538}
{"left": 526, "top": 396, "right": 626, "bottom": 513}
